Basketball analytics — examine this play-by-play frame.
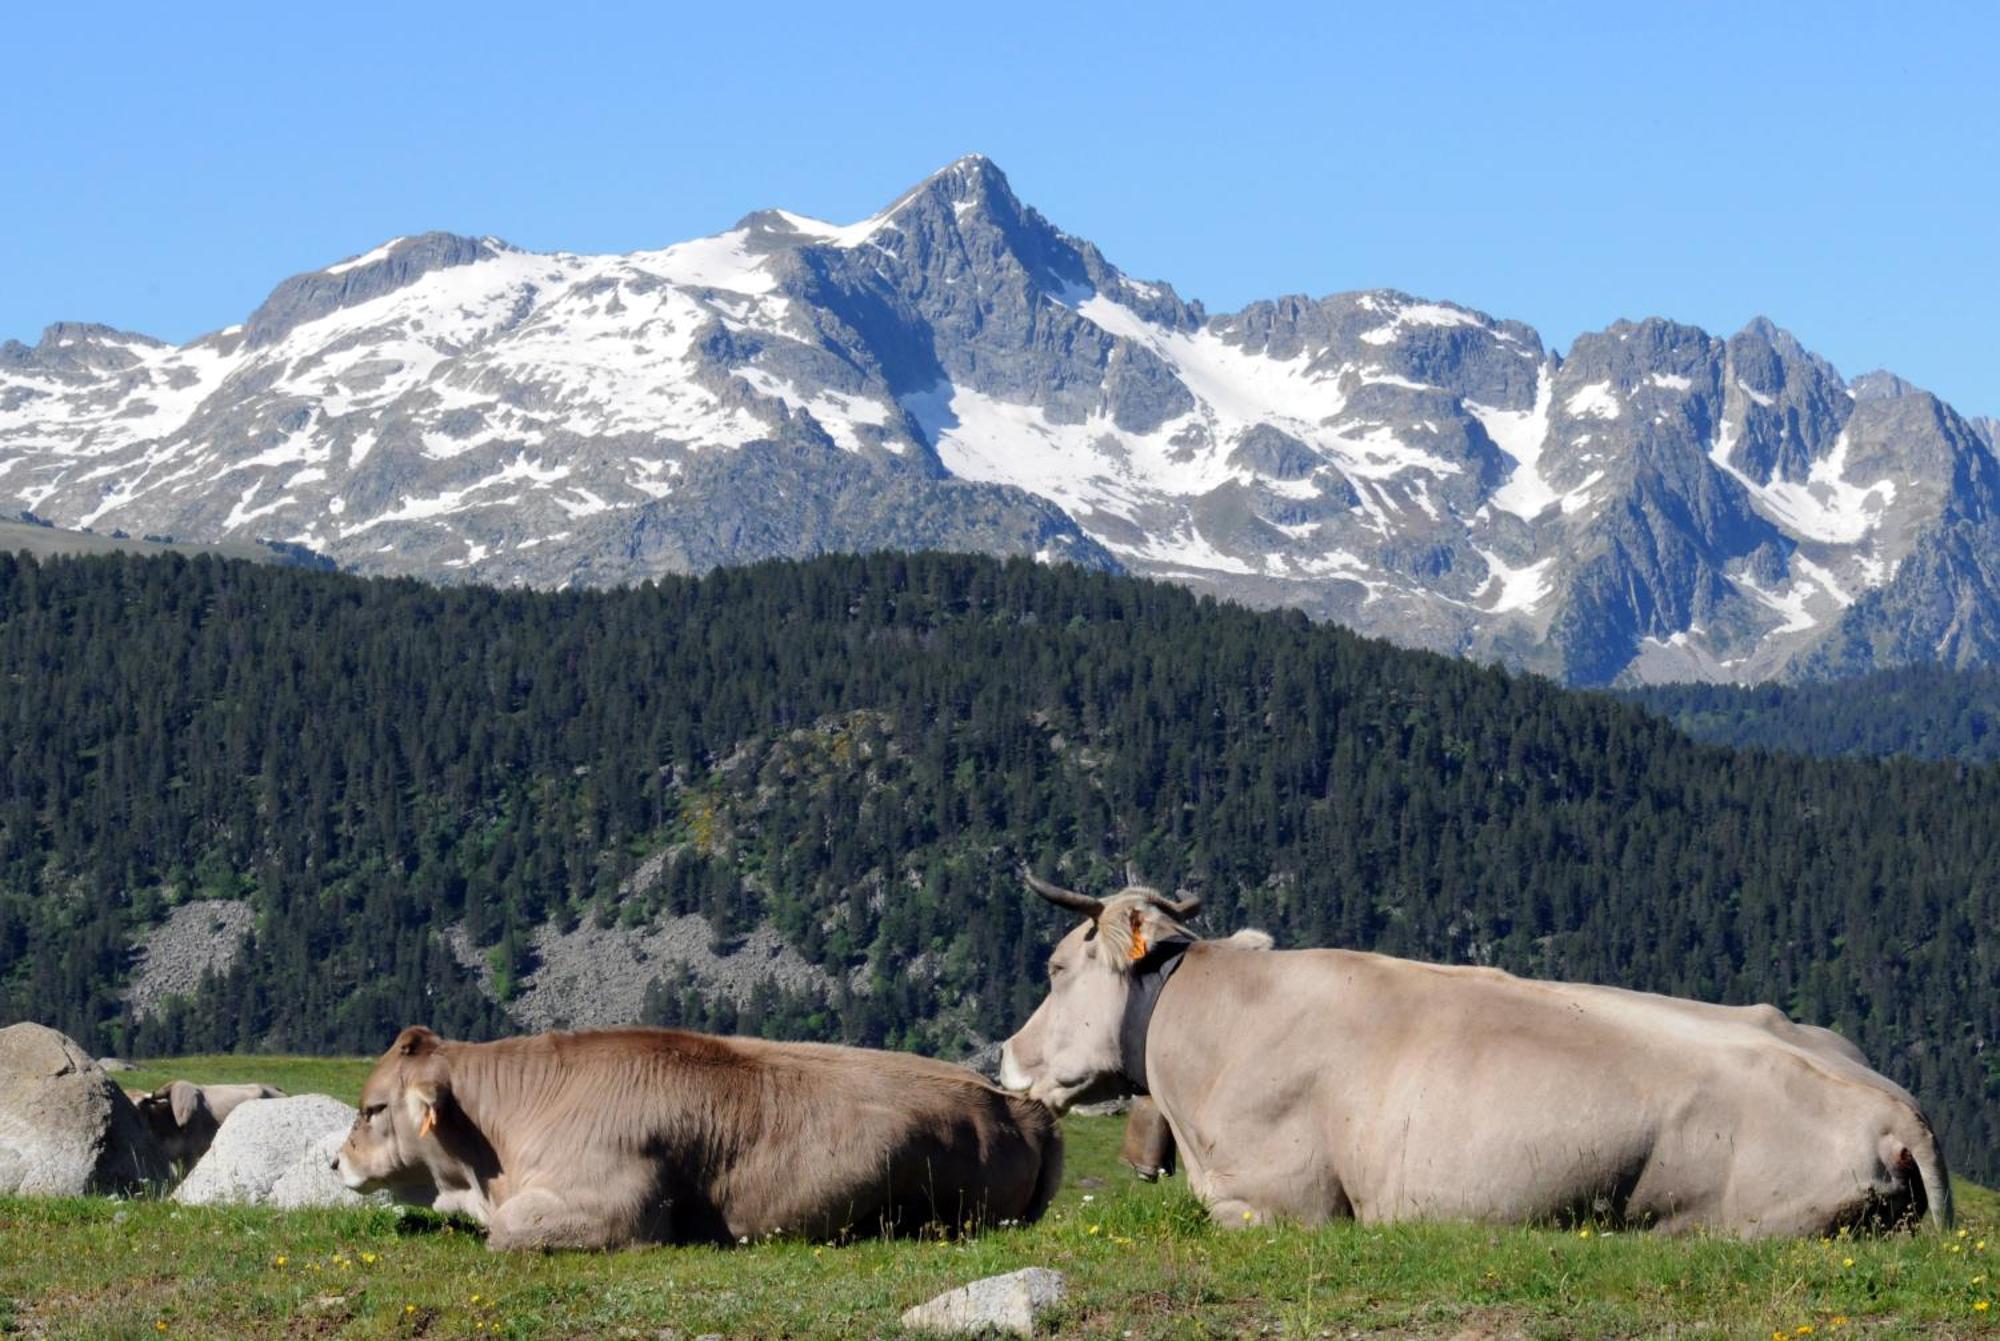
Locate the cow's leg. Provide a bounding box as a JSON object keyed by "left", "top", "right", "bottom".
{"left": 486, "top": 1186, "right": 629, "bottom": 1252}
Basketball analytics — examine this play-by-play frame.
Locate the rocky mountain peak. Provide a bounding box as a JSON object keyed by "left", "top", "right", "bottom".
{"left": 4, "top": 158, "right": 1996, "bottom": 688}
{"left": 242, "top": 231, "right": 502, "bottom": 348}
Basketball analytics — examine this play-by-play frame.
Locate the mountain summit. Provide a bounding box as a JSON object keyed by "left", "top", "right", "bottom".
{"left": 2, "top": 157, "right": 1994, "bottom": 684}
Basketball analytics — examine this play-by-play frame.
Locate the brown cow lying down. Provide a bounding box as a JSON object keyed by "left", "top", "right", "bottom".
{"left": 137, "top": 1081, "right": 287, "bottom": 1167}
{"left": 1000, "top": 873, "right": 1952, "bottom": 1238}
{"left": 335, "top": 1025, "right": 1062, "bottom": 1250}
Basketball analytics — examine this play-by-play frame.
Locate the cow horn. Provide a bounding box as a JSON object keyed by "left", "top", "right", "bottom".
{"left": 1022, "top": 868, "right": 1104, "bottom": 917}
{"left": 1125, "top": 861, "right": 1143, "bottom": 887}
{"left": 1149, "top": 890, "right": 1203, "bottom": 920}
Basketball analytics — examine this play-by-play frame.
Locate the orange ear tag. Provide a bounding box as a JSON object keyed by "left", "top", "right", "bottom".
{"left": 1128, "top": 910, "right": 1149, "bottom": 961}
{"left": 418, "top": 1109, "right": 437, "bottom": 1139}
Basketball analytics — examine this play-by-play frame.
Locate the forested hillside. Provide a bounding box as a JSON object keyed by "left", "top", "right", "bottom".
{"left": 0, "top": 550, "right": 1995, "bottom": 1179}
{"left": 1629, "top": 666, "right": 2000, "bottom": 763}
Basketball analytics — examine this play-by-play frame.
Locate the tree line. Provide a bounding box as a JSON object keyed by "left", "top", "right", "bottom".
{"left": 0, "top": 549, "right": 1993, "bottom": 1179}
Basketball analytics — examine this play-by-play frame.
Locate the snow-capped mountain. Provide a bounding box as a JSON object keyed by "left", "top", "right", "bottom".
{"left": 4, "top": 155, "right": 1996, "bottom": 685}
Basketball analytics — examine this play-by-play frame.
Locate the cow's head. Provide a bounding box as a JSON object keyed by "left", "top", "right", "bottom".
{"left": 135, "top": 1080, "right": 207, "bottom": 1135}
{"left": 136, "top": 1081, "right": 216, "bottom": 1163}
{"left": 334, "top": 1025, "right": 456, "bottom": 1195}
{"left": 997, "top": 869, "right": 1202, "bottom": 1111}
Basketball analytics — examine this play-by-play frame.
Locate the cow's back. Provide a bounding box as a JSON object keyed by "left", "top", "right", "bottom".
{"left": 709, "top": 1038, "right": 1061, "bottom": 1238}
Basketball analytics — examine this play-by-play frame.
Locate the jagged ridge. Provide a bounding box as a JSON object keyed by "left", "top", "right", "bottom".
{"left": 2, "top": 155, "right": 1993, "bottom": 685}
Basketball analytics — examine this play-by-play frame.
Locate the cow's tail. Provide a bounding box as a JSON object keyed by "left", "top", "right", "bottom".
{"left": 1889, "top": 1109, "right": 1953, "bottom": 1232}
{"left": 1009, "top": 1094, "right": 1065, "bottom": 1227}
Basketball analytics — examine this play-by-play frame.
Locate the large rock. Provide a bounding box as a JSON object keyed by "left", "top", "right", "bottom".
{"left": 0, "top": 1022, "right": 171, "bottom": 1195}
{"left": 268, "top": 1130, "right": 372, "bottom": 1210}
{"left": 172, "top": 1094, "right": 360, "bottom": 1207}
{"left": 901, "top": 1268, "right": 1067, "bottom": 1337}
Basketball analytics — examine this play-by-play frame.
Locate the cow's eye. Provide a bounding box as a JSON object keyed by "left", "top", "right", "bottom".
{"left": 362, "top": 1104, "right": 385, "bottom": 1119}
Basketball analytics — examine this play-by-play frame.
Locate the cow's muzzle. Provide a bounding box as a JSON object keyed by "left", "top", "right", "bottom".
{"left": 997, "top": 1042, "right": 1033, "bottom": 1094}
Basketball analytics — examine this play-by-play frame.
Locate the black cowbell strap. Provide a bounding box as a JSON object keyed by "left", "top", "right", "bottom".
{"left": 1118, "top": 935, "right": 1196, "bottom": 1092}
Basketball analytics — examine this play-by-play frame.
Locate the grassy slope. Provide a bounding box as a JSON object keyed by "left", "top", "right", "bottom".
{"left": 3, "top": 1057, "right": 1995, "bottom": 1339}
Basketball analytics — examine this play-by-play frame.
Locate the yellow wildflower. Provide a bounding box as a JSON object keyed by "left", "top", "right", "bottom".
{"left": 273, "top": 1255, "right": 287, "bottom": 1268}
{"left": 405, "top": 1305, "right": 416, "bottom": 1315}
{"left": 1841, "top": 1257, "right": 1854, "bottom": 1267}
{"left": 1578, "top": 1228, "right": 1592, "bottom": 1239}
{"left": 1796, "top": 1327, "right": 1815, "bottom": 1336}
{"left": 1087, "top": 1224, "right": 1100, "bottom": 1235}
{"left": 1975, "top": 1300, "right": 1991, "bottom": 1314}
{"left": 361, "top": 1252, "right": 378, "bottom": 1264}
{"left": 1830, "top": 1318, "right": 1849, "bottom": 1329}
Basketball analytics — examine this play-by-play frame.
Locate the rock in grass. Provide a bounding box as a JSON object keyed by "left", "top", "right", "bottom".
{"left": 268, "top": 1129, "right": 366, "bottom": 1209}
{"left": 0, "top": 1022, "right": 171, "bottom": 1196}
{"left": 172, "top": 1094, "right": 360, "bottom": 1206}
{"left": 901, "top": 1268, "right": 1066, "bottom": 1336}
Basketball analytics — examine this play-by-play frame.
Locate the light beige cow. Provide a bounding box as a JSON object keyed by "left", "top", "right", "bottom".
{"left": 334, "top": 1025, "right": 1062, "bottom": 1250}
{"left": 136, "top": 1081, "right": 286, "bottom": 1167}
{"left": 999, "top": 874, "right": 1951, "bottom": 1237}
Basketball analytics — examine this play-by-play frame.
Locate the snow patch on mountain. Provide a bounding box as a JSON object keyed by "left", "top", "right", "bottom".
{"left": 1475, "top": 367, "right": 1556, "bottom": 520}
{"left": 1711, "top": 424, "right": 1895, "bottom": 545}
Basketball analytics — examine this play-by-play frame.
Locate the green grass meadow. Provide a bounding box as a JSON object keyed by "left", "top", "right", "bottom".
{"left": 2, "top": 1056, "right": 1994, "bottom": 1338}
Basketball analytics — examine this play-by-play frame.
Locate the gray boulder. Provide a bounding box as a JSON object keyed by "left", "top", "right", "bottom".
{"left": 171, "top": 1094, "right": 359, "bottom": 1206}
{"left": 268, "top": 1129, "right": 371, "bottom": 1209}
{"left": 0, "top": 1022, "right": 171, "bottom": 1196}
{"left": 901, "top": 1267, "right": 1067, "bottom": 1337}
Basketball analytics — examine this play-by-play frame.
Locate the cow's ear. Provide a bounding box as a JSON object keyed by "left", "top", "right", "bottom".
{"left": 168, "top": 1080, "right": 206, "bottom": 1127}
{"left": 392, "top": 1025, "right": 440, "bottom": 1057}
{"left": 1102, "top": 901, "right": 1179, "bottom": 970}
{"left": 403, "top": 1075, "right": 451, "bottom": 1139}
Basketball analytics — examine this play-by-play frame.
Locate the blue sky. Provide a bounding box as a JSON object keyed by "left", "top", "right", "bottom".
{"left": 5, "top": 1, "right": 1994, "bottom": 413}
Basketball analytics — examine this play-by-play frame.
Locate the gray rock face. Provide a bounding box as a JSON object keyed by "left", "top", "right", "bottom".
{"left": 124, "top": 899, "right": 255, "bottom": 1020}
{"left": 6, "top": 153, "right": 1999, "bottom": 685}
{"left": 171, "top": 1094, "right": 361, "bottom": 1207}
{"left": 901, "top": 1267, "right": 1067, "bottom": 1337}
{"left": 243, "top": 232, "right": 500, "bottom": 349}
{"left": 443, "top": 909, "right": 835, "bottom": 1034}
{"left": 0, "top": 1022, "right": 171, "bottom": 1196}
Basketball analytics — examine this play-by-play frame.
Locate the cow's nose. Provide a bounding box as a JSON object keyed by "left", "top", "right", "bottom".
{"left": 997, "top": 1043, "right": 1031, "bottom": 1092}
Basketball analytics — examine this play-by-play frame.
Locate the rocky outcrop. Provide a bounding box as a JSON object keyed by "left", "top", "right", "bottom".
{"left": 0, "top": 1022, "right": 171, "bottom": 1195}
{"left": 171, "top": 1094, "right": 362, "bottom": 1207}
{"left": 124, "top": 899, "right": 255, "bottom": 1019}
{"left": 445, "top": 911, "right": 835, "bottom": 1033}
